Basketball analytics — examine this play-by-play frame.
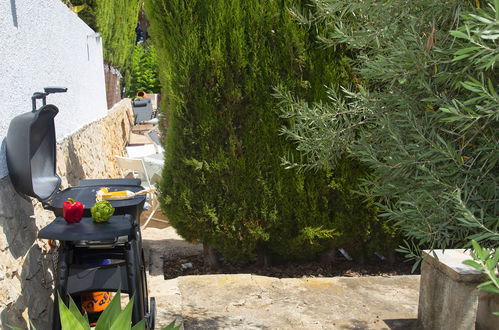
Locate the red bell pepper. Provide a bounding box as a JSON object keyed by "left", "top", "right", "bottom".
{"left": 63, "top": 198, "right": 84, "bottom": 223}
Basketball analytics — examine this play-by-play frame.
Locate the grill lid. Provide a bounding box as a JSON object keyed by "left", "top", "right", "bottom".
{"left": 6, "top": 104, "right": 60, "bottom": 202}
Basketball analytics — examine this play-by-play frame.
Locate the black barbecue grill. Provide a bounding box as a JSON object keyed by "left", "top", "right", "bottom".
{"left": 6, "top": 93, "right": 146, "bottom": 217}
{"left": 6, "top": 87, "right": 155, "bottom": 329}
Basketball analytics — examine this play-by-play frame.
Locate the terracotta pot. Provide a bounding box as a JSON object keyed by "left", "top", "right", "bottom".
{"left": 137, "top": 90, "right": 148, "bottom": 98}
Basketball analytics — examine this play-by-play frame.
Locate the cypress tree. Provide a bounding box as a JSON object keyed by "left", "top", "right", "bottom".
{"left": 145, "top": 0, "right": 390, "bottom": 263}
{"left": 126, "top": 42, "right": 161, "bottom": 97}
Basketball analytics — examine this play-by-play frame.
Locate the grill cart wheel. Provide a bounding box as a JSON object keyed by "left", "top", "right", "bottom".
{"left": 146, "top": 297, "right": 156, "bottom": 329}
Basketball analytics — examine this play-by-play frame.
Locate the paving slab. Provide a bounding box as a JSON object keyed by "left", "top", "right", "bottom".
{"left": 143, "top": 227, "right": 421, "bottom": 329}
{"left": 129, "top": 132, "right": 154, "bottom": 145}
{"left": 149, "top": 274, "right": 420, "bottom": 330}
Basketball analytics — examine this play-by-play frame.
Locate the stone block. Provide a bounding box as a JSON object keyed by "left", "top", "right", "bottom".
{"left": 477, "top": 291, "right": 499, "bottom": 330}
{"left": 418, "top": 249, "right": 499, "bottom": 330}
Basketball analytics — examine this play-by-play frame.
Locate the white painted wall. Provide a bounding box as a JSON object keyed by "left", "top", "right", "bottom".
{"left": 0, "top": 0, "right": 107, "bottom": 178}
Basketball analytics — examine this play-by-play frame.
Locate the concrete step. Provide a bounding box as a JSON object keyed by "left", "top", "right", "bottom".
{"left": 142, "top": 227, "right": 421, "bottom": 329}
{"left": 148, "top": 273, "right": 420, "bottom": 329}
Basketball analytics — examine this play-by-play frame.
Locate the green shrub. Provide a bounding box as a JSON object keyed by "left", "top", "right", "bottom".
{"left": 125, "top": 42, "right": 161, "bottom": 97}
{"left": 464, "top": 241, "right": 499, "bottom": 299}
{"left": 145, "top": 0, "right": 394, "bottom": 263}
{"left": 68, "top": 0, "right": 140, "bottom": 72}
{"left": 70, "top": 0, "right": 97, "bottom": 30}
{"left": 274, "top": 0, "right": 498, "bottom": 268}
{"left": 96, "top": 0, "right": 141, "bottom": 71}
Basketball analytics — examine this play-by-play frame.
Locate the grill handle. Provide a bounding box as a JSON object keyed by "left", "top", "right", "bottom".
{"left": 31, "top": 86, "right": 67, "bottom": 112}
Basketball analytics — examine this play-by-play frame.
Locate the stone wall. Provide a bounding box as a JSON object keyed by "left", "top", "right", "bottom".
{"left": 0, "top": 99, "right": 133, "bottom": 329}
{"left": 57, "top": 100, "right": 135, "bottom": 188}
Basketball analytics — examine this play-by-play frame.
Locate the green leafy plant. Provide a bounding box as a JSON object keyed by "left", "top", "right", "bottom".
{"left": 276, "top": 0, "right": 498, "bottom": 266}
{"left": 463, "top": 240, "right": 499, "bottom": 315}
{"left": 8, "top": 291, "right": 181, "bottom": 330}
{"left": 161, "top": 321, "right": 182, "bottom": 330}
{"left": 58, "top": 291, "right": 144, "bottom": 330}
{"left": 94, "top": 0, "right": 141, "bottom": 71}
{"left": 126, "top": 42, "right": 161, "bottom": 97}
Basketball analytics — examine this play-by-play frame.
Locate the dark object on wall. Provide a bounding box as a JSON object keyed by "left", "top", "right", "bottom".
{"left": 5, "top": 88, "right": 155, "bottom": 329}
{"left": 104, "top": 62, "right": 122, "bottom": 109}
{"left": 10, "top": 0, "right": 18, "bottom": 27}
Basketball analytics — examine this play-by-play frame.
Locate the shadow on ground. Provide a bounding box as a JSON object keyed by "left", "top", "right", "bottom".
{"left": 142, "top": 237, "right": 203, "bottom": 277}
{"left": 181, "top": 308, "right": 271, "bottom": 330}
{"left": 384, "top": 318, "right": 419, "bottom": 329}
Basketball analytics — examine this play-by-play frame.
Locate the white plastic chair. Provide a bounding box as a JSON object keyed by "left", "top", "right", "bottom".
{"left": 146, "top": 129, "right": 164, "bottom": 153}
{"left": 126, "top": 144, "right": 157, "bottom": 158}
{"left": 114, "top": 156, "right": 168, "bottom": 229}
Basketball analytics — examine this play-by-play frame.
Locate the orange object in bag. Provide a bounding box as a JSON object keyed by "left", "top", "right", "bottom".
{"left": 81, "top": 291, "right": 113, "bottom": 313}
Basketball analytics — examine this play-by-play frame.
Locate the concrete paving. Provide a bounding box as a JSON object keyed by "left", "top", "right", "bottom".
{"left": 143, "top": 227, "right": 421, "bottom": 330}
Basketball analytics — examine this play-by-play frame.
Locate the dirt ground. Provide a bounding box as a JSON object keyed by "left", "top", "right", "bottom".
{"left": 163, "top": 249, "right": 417, "bottom": 280}
{"left": 142, "top": 209, "right": 417, "bottom": 281}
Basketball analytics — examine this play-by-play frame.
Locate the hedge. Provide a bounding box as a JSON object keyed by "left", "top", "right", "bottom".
{"left": 145, "top": 0, "right": 395, "bottom": 263}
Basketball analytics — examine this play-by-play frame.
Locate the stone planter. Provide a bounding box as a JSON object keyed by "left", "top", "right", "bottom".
{"left": 418, "top": 249, "right": 499, "bottom": 330}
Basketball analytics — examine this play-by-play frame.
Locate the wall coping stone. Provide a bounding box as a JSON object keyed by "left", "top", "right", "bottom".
{"left": 423, "top": 249, "right": 483, "bottom": 283}
{"left": 419, "top": 249, "right": 499, "bottom": 329}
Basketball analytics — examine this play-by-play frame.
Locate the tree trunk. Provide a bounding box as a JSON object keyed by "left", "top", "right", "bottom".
{"left": 320, "top": 247, "right": 337, "bottom": 267}
{"left": 386, "top": 249, "right": 396, "bottom": 265}
{"left": 256, "top": 245, "right": 271, "bottom": 268}
{"left": 203, "top": 243, "right": 220, "bottom": 269}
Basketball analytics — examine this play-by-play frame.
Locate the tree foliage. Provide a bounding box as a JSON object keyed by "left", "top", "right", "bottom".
{"left": 464, "top": 240, "right": 499, "bottom": 300}
{"left": 125, "top": 42, "right": 161, "bottom": 97}
{"left": 69, "top": 0, "right": 97, "bottom": 30}
{"left": 276, "top": 0, "right": 498, "bottom": 266}
{"left": 145, "top": 0, "right": 396, "bottom": 263}
{"left": 68, "top": 0, "right": 141, "bottom": 71}
{"left": 94, "top": 0, "right": 141, "bottom": 71}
